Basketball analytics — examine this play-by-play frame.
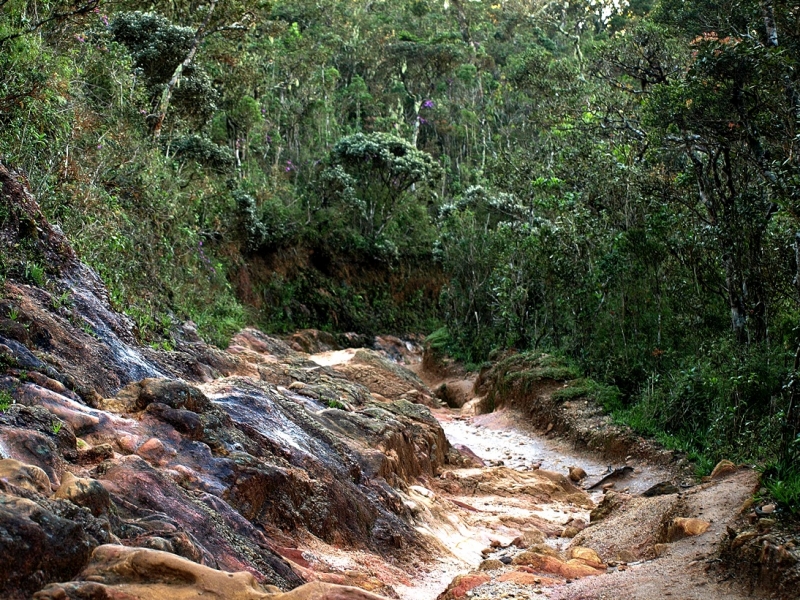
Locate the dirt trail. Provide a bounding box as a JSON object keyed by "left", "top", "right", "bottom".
{"left": 410, "top": 359, "right": 761, "bottom": 599}
{"left": 430, "top": 408, "right": 760, "bottom": 600}
{"left": 301, "top": 349, "right": 765, "bottom": 600}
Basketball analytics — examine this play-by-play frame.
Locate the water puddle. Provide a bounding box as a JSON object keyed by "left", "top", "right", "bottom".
{"left": 437, "top": 409, "right": 671, "bottom": 496}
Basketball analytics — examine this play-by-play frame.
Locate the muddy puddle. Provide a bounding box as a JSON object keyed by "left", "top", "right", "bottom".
{"left": 437, "top": 409, "right": 672, "bottom": 498}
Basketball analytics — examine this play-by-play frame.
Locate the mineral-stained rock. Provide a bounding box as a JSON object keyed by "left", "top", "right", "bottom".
{"left": 512, "top": 547, "right": 604, "bottom": 578}
{"left": 0, "top": 166, "right": 457, "bottom": 600}
{"left": 93, "top": 454, "right": 302, "bottom": 586}
{"left": 444, "top": 466, "right": 592, "bottom": 507}
{"left": 512, "top": 527, "right": 547, "bottom": 548}
{"left": 0, "top": 457, "right": 52, "bottom": 494}
{"left": 437, "top": 572, "right": 491, "bottom": 599}
{"left": 496, "top": 571, "right": 559, "bottom": 586}
{"left": 324, "top": 349, "right": 431, "bottom": 405}
{"left": 589, "top": 490, "right": 627, "bottom": 523}
{"left": 561, "top": 525, "right": 580, "bottom": 538}
{"left": 105, "top": 378, "right": 212, "bottom": 414}
{"left": 478, "top": 559, "right": 505, "bottom": 571}
{"left": 666, "top": 517, "right": 710, "bottom": 541}
{"left": 566, "top": 546, "right": 605, "bottom": 569}
{"left": 54, "top": 471, "right": 111, "bottom": 517}
{"left": 34, "top": 545, "right": 394, "bottom": 600}
{"left": 0, "top": 491, "right": 107, "bottom": 599}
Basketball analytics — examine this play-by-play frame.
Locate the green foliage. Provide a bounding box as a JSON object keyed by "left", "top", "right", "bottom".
{"left": 763, "top": 464, "right": 800, "bottom": 514}
{"left": 110, "top": 11, "right": 219, "bottom": 127}
{"left": 4, "top": 0, "right": 800, "bottom": 480}
{"left": 170, "top": 135, "right": 235, "bottom": 172}
{"left": 0, "top": 390, "right": 12, "bottom": 412}
{"left": 23, "top": 263, "right": 46, "bottom": 286}
{"left": 551, "top": 378, "right": 622, "bottom": 412}
{"left": 612, "top": 341, "right": 788, "bottom": 471}
{"left": 50, "top": 420, "right": 63, "bottom": 435}
{"left": 317, "top": 132, "right": 442, "bottom": 259}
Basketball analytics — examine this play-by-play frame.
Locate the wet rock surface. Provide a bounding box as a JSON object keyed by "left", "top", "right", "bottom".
{"left": 0, "top": 167, "right": 452, "bottom": 599}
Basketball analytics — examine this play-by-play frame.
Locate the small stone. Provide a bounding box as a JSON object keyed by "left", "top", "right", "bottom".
{"left": 654, "top": 543, "right": 670, "bottom": 557}
{"left": 511, "top": 528, "right": 546, "bottom": 548}
{"left": 642, "top": 481, "right": 679, "bottom": 497}
{"left": 479, "top": 559, "right": 505, "bottom": 571}
{"left": 667, "top": 517, "right": 711, "bottom": 541}
{"left": 561, "top": 526, "right": 579, "bottom": 538}
{"left": 757, "top": 518, "right": 776, "bottom": 531}
{"left": 53, "top": 472, "right": 111, "bottom": 517}
{"left": 568, "top": 466, "right": 587, "bottom": 482}
{"left": 760, "top": 503, "right": 776, "bottom": 514}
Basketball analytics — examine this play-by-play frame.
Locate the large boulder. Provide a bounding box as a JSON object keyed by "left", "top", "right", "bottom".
{"left": 34, "top": 545, "right": 393, "bottom": 600}
{"left": 0, "top": 489, "right": 110, "bottom": 599}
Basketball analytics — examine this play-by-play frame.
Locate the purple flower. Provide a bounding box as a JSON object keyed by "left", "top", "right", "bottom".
{"left": 422, "top": 99, "right": 435, "bottom": 109}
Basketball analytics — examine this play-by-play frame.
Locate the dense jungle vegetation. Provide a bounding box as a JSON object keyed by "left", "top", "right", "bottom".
{"left": 2, "top": 0, "right": 800, "bottom": 508}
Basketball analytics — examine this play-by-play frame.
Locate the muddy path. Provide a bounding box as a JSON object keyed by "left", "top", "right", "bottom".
{"left": 306, "top": 349, "right": 765, "bottom": 600}
{"left": 426, "top": 407, "right": 759, "bottom": 600}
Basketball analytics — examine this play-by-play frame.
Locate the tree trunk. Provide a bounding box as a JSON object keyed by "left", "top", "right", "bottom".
{"left": 761, "top": 0, "right": 778, "bottom": 47}
{"left": 151, "top": 0, "right": 217, "bottom": 139}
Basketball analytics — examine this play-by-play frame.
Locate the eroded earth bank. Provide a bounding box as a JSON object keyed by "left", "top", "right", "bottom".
{"left": 1, "top": 164, "right": 798, "bottom": 600}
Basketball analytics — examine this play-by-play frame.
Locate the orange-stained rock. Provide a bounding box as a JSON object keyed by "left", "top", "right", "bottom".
{"left": 436, "top": 572, "right": 491, "bottom": 599}
{"left": 34, "top": 546, "right": 394, "bottom": 600}
{"left": 512, "top": 549, "right": 604, "bottom": 578}
{"left": 135, "top": 437, "right": 171, "bottom": 464}
{"left": 567, "top": 546, "right": 605, "bottom": 569}
{"left": 497, "top": 571, "right": 560, "bottom": 586}
{"left": 667, "top": 517, "right": 711, "bottom": 541}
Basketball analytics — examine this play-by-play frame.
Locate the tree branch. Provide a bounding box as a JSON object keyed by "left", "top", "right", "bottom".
{"left": 151, "top": 0, "right": 218, "bottom": 139}
{"left": 0, "top": 0, "right": 100, "bottom": 47}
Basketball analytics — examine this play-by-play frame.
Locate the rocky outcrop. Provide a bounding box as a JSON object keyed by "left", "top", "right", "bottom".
{"left": 0, "top": 164, "right": 453, "bottom": 598}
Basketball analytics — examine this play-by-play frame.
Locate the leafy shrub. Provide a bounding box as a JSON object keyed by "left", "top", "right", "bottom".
{"left": 0, "top": 390, "right": 12, "bottom": 412}
{"left": 171, "top": 135, "right": 235, "bottom": 172}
